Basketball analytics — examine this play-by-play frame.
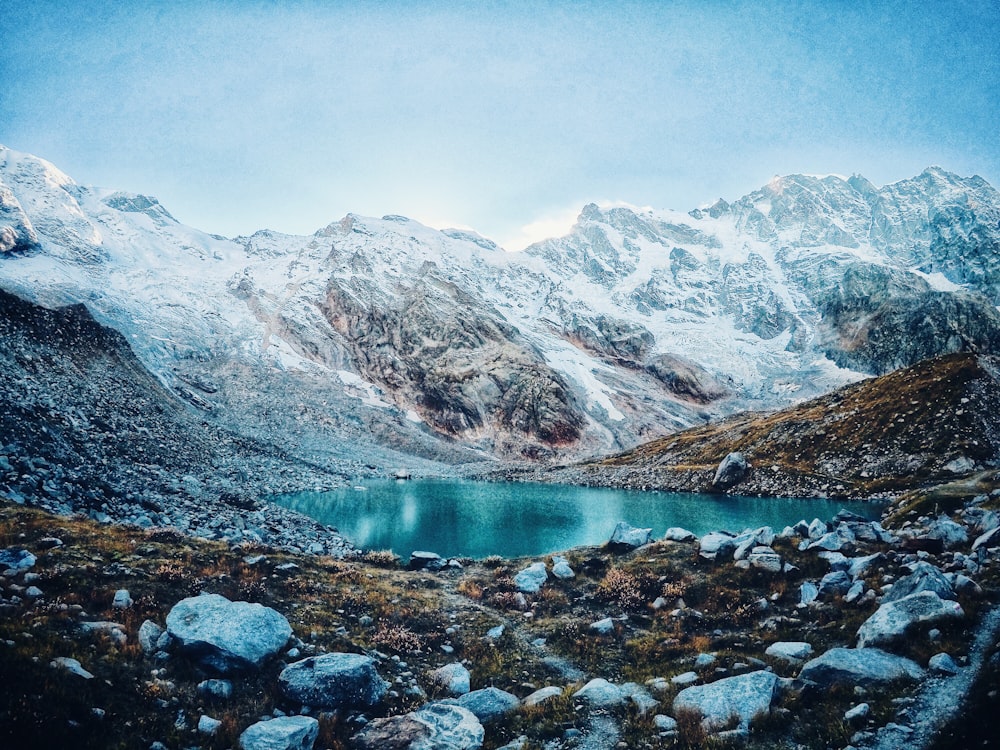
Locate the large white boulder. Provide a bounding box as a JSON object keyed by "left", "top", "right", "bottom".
{"left": 278, "top": 653, "right": 388, "bottom": 708}
{"left": 798, "top": 647, "right": 924, "bottom": 687}
{"left": 240, "top": 716, "right": 319, "bottom": 750}
{"left": 353, "top": 704, "right": 484, "bottom": 750}
{"left": 856, "top": 591, "right": 964, "bottom": 648}
{"left": 672, "top": 670, "right": 778, "bottom": 732}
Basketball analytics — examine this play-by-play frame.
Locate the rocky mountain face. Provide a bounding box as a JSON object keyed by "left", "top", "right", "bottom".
{"left": 3, "top": 145, "right": 1000, "bottom": 466}
{"left": 530, "top": 353, "right": 1000, "bottom": 499}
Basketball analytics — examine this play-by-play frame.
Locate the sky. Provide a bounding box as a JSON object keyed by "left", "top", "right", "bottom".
{"left": 2, "top": 0, "right": 999, "bottom": 250}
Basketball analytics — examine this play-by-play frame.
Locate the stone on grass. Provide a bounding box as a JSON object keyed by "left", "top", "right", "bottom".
{"left": 818, "top": 571, "right": 852, "bottom": 598}
{"left": 408, "top": 551, "right": 444, "bottom": 571}
{"left": 590, "top": 617, "right": 615, "bottom": 634}
{"left": 523, "top": 686, "right": 563, "bottom": 706}
{"left": 198, "top": 715, "right": 222, "bottom": 735}
{"left": 671, "top": 671, "right": 698, "bottom": 686}
{"left": 749, "top": 550, "right": 782, "bottom": 573}
{"left": 972, "top": 526, "right": 1000, "bottom": 551}
{"left": 621, "top": 682, "right": 660, "bottom": 715}
{"left": 166, "top": 593, "right": 292, "bottom": 673}
{"left": 0, "top": 548, "right": 36, "bottom": 573}
{"left": 574, "top": 678, "right": 627, "bottom": 707}
{"left": 798, "top": 648, "right": 924, "bottom": 687}
{"left": 353, "top": 704, "right": 484, "bottom": 750}
{"left": 609, "top": 522, "right": 653, "bottom": 549}
{"left": 765, "top": 642, "right": 813, "bottom": 663}
{"left": 928, "top": 653, "right": 960, "bottom": 675}
{"left": 856, "top": 591, "right": 964, "bottom": 648}
{"left": 513, "top": 562, "right": 548, "bottom": 593}
{"left": 694, "top": 653, "right": 717, "bottom": 668}
{"left": 239, "top": 715, "right": 319, "bottom": 750}
{"left": 138, "top": 620, "right": 164, "bottom": 653}
{"left": 713, "top": 452, "right": 749, "bottom": 488}
{"left": 663, "top": 527, "right": 696, "bottom": 542}
{"left": 431, "top": 662, "right": 472, "bottom": 696}
{"left": 50, "top": 656, "right": 94, "bottom": 679}
{"left": 654, "top": 714, "right": 678, "bottom": 732}
{"left": 672, "top": 670, "right": 778, "bottom": 732}
{"left": 699, "top": 532, "right": 737, "bottom": 559}
{"left": 198, "top": 679, "right": 233, "bottom": 700}
{"left": 550, "top": 556, "right": 575, "bottom": 579}
{"left": 279, "top": 653, "right": 388, "bottom": 708}
{"left": 926, "top": 517, "right": 968, "bottom": 549}
{"left": 799, "top": 582, "right": 818, "bottom": 607}
{"left": 883, "top": 562, "right": 955, "bottom": 603}
{"left": 844, "top": 703, "right": 870, "bottom": 722}
{"left": 454, "top": 687, "right": 520, "bottom": 723}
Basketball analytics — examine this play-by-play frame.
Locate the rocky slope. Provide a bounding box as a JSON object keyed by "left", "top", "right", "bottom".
{"left": 524, "top": 353, "right": 1000, "bottom": 499}
{"left": 3, "top": 147, "right": 1000, "bottom": 465}
{"left": 0, "top": 287, "right": 354, "bottom": 556}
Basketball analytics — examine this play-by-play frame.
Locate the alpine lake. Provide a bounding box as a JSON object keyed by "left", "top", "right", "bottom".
{"left": 273, "top": 479, "right": 882, "bottom": 559}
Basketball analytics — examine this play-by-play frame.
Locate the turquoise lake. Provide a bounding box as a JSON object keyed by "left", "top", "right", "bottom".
{"left": 273, "top": 479, "right": 883, "bottom": 559}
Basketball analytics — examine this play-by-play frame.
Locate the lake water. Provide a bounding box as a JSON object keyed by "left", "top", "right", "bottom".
{"left": 273, "top": 479, "right": 882, "bottom": 559}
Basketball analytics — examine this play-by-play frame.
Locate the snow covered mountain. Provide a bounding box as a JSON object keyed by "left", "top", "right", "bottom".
{"left": 2, "top": 145, "right": 1000, "bottom": 467}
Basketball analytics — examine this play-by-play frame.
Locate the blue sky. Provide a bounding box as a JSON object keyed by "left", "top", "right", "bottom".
{"left": 2, "top": 0, "right": 998, "bottom": 249}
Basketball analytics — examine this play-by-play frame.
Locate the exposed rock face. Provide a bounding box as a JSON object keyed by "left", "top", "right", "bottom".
{"left": 798, "top": 647, "right": 924, "bottom": 686}
{"left": 165, "top": 594, "right": 292, "bottom": 673}
{"left": 278, "top": 653, "right": 389, "bottom": 709}
{"left": 672, "top": 670, "right": 778, "bottom": 732}
{"left": 352, "top": 704, "right": 484, "bottom": 750}
{"left": 239, "top": 716, "right": 319, "bottom": 750}
{"left": 855, "top": 591, "right": 964, "bottom": 648}
{"left": 645, "top": 353, "right": 728, "bottom": 403}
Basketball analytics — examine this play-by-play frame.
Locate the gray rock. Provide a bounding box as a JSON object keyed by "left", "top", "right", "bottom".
{"left": 353, "top": 704, "right": 484, "bottom": 750}
{"left": 856, "top": 591, "right": 964, "bottom": 648}
{"left": 818, "top": 571, "right": 853, "bottom": 598}
{"left": 574, "top": 678, "right": 627, "bottom": 707}
{"left": 609, "top": 521, "right": 653, "bottom": 549}
{"left": 765, "top": 642, "right": 813, "bottom": 663}
{"left": 972, "top": 526, "right": 1000, "bottom": 551}
{"left": 713, "top": 452, "right": 749, "bottom": 488}
{"left": 523, "top": 686, "right": 563, "bottom": 706}
{"left": 239, "top": 715, "right": 319, "bottom": 750}
{"left": 279, "top": 653, "right": 388, "bottom": 708}
{"left": 590, "top": 617, "right": 615, "bottom": 634}
{"left": 431, "top": 662, "right": 472, "bottom": 696}
{"left": 799, "top": 581, "right": 819, "bottom": 606}
{"left": 694, "top": 652, "right": 717, "bottom": 668}
{"left": 749, "top": 550, "right": 782, "bottom": 573}
{"left": 847, "top": 553, "right": 883, "bottom": 579}
{"left": 808, "top": 518, "right": 828, "bottom": 540}
{"left": 0, "top": 548, "right": 36, "bottom": 573}
{"left": 653, "top": 714, "right": 678, "bottom": 732}
{"left": 845, "top": 580, "right": 866, "bottom": 603}
{"left": 112, "top": 589, "right": 133, "bottom": 609}
{"left": 454, "top": 687, "right": 520, "bottom": 723}
{"left": 198, "top": 715, "right": 222, "bottom": 735}
{"left": 699, "top": 531, "right": 737, "bottom": 559}
{"left": 844, "top": 703, "right": 870, "bottom": 722}
{"left": 166, "top": 593, "right": 292, "bottom": 673}
{"left": 513, "top": 562, "right": 548, "bottom": 593}
{"left": 50, "top": 656, "right": 94, "bottom": 679}
{"left": 883, "top": 562, "right": 955, "bottom": 603}
{"left": 671, "top": 671, "right": 699, "bottom": 686}
{"left": 198, "top": 679, "right": 233, "bottom": 700}
{"left": 798, "top": 648, "right": 924, "bottom": 687}
{"left": 672, "top": 670, "right": 778, "bottom": 732}
{"left": 663, "top": 527, "right": 696, "bottom": 542}
{"left": 550, "top": 555, "right": 575, "bottom": 579}
{"left": 926, "top": 517, "right": 968, "bottom": 549}
{"left": 138, "top": 620, "right": 164, "bottom": 653}
{"left": 485, "top": 625, "right": 505, "bottom": 640}
{"left": 408, "top": 551, "right": 444, "bottom": 571}
{"left": 928, "top": 652, "right": 960, "bottom": 675}
{"left": 621, "top": 682, "right": 660, "bottom": 715}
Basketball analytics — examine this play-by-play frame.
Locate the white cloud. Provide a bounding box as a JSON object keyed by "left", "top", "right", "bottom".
{"left": 500, "top": 206, "right": 582, "bottom": 252}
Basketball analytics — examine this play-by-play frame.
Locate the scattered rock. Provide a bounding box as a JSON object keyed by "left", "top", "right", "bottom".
{"left": 198, "top": 715, "right": 222, "bottom": 735}
{"left": 608, "top": 521, "right": 653, "bottom": 549}
{"left": 765, "top": 642, "right": 813, "bottom": 663}
{"left": 653, "top": 714, "right": 678, "bottom": 732}
{"left": 590, "top": 617, "right": 615, "bottom": 634}
{"left": 926, "top": 517, "right": 968, "bottom": 549}
{"left": 408, "top": 551, "right": 444, "bottom": 571}
{"left": 112, "top": 589, "right": 133, "bottom": 609}
{"left": 798, "top": 648, "right": 924, "bottom": 687}
{"left": 453, "top": 687, "right": 520, "bottom": 723}
{"left": 672, "top": 670, "right": 778, "bottom": 732}
{"left": 513, "top": 562, "right": 548, "bottom": 593}
{"left": 856, "top": 591, "right": 964, "bottom": 648}
{"left": 972, "top": 526, "right": 1000, "bottom": 551}
{"left": 165, "top": 593, "right": 292, "bottom": 673}
{"left": 279, "top": 653, "right": 388, "bottom": 709}
{"left": 138, "top": 620, "right": 164, "bottom": 653}
{"left": 239, "top": 715, "right": 319, "bottom": 750}
{"left": 550, "top": 555, "right": 575, "bottom": 579}
{"left": 671, "top": 671, "right": 699, "bottom": 686}
{"left": 928, "top": 652, "right": 960, "bottom": 675}
{"left": 198, "top": 679, "right": 234, "bottom": 700}
{"left": 574, "top": 678, "right": 627, "bottom": 707}
{"left": 883, "top": 562, "right": 956, "bottom": 603}
{"left": 523, "top": 686, "right": 563, "bottom": 706}
{"left": 844, "top": 703, "right": 870, "bottom": 723}
{"left": 430, "top": 662, "right": 472, "bottom": 696}
{"left": 663, "top": 527, "right": 696, "bottom": 542}
{"left": 712, "top": 452, "right": 749, "bottom": 489}
{"left": 353, "top": 704, "right": 484, "bottom": 750}
{"left": 50, "top": 656, "right": 94, "bottom": 679}
{"left": 0, "top": 548, "right": 36, "bottom": 573}
{"left": 818, "top": 570, "right": 853, "bottom": 598}
{"left": 799, "top": 581, "right": 819, "bottom": 607}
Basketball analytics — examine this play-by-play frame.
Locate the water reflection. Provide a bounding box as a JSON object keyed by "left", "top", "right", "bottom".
{"left": 274, "top": 480, "right": 881, "bottom": 559}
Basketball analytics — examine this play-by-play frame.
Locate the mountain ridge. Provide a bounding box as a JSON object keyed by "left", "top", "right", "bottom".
{"left": 3, "top": 144, "right": 1000, "bottom": 467}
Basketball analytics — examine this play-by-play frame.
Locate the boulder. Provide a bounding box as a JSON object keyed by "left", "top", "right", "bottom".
{"left": 278, "top": 653, "right": 388, "bottom": 708}
{"left": 748, "top": 550, "right": 782, "bottom": 573}
{"left": 431, "top": 662, "right": 471, "bottom": 696}
{"left": 663, "top": 527, "right": 696, "bottom": 542}
{"left": 523, "top": 686, "right": 563, "bottom": 706}
{"left": 798, "top": 647, "right": 924, "bottom": 687}
{"left": 765, "top": 642, "right": 814, "bottom": 663}
{"left": 50, "top": 656, "right": 94, "bottom": 679}
{"left": 454, "top": 687, "right": 520, "bottom": 723}
{"left": 409, "top": 551, "right": 444, "bottom": 571}
{"left": 353, "top": 704, "right": 484, "bottom": 750}
{"left": 574, "top": 678, "right": 627, "bottom": 707}
{"left": 926, "top": 517, "right": 968, "bottom": 549}
{"left": 609, "top": 522, "right": 653, "bottom": 549}
{"left": 590, "top": 617, "right": 615, "bottom": 635}
{"left": 198, "top": 679, "right": 233, "bottom": 700}
{"left": 883, "top": 562, "right": 955, "bottom": 603}
{"left": 972, "top": 526, "right": 1000, "bottom": 551}
{"left": 807, "top": 518, "right": 828, "bottom": 540}
{"left": 712, "top": 452, "right": 749, "bottom": 489}
{"left": 0, "top": 548, "right": 36, "bottom": 573}
{"left": 799, "top": 581, "right": 819, "bottom": 607}
{"left": 817, "top": 571, "right": 852, "bottom": 599}
{"left": 928, "top": 652, "right": 960, "bottom": 675}
{"left": 699, "top": 531, "right": 737, "bottom": 559}
{"left": 844, "top": 703, "right": 870, "bottom": 722}
{"left": 672, "top": 670, "right": 778, "bottom": 732}
{"left": 239, "top": 716, "right": 319, "bottom": 750}
{"left": 856, "top": 591, "right": 964, "bottom": 648}
{"left": 138, "top": 619, "right": 164, "bottom": 653}
{"left": 654, "top": 714, "right": 678, "bottom": 732}
{"left": 112, "top": 589, "right": 133, "bottom": 609}
{"left": 621, "top": 682, "right": 660, "bottom": 715}
{"left": 513, "top": 562, "right": 548, "bottom": 593}
{"left": 166, "top": 594, "right": 292, "bottom": 673}
{"left": 550, "top": 556, "right": 575, "bottom": 579}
